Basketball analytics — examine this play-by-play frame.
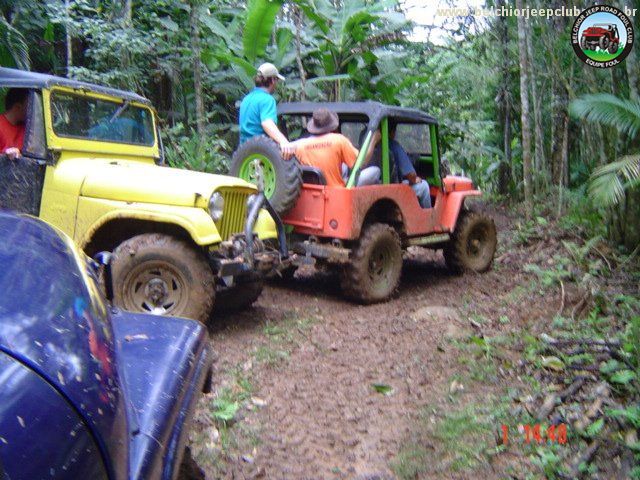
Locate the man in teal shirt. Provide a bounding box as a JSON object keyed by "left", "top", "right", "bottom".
{"left": 239, "top": 63, "right": 294, "bottom": 159}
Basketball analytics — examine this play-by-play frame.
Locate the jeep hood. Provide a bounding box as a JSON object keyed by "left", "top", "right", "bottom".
{"left": 78, "top": 160, "right": 256, "bottom": 206}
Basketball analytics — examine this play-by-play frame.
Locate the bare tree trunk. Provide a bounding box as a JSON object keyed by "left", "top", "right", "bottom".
{"left": 549, "top": 10, "right": 569, "bottom": 187}
{"left": 626, "top": 47, "right": 639, "bottom": 102}
{"left": 525, "top": 17, "right": 545, "bottom": 194}
{"left": 294, "top": 6, "right": 306, "bottom": 101}
{"left": 189, "top": 1, "right": 206, "bottom": 149}
{"left": 496, "top": 0, "right": 512, "bottom": 194}
{"left": 516, "top": 0, "right": 533, "bottom": 218}
{"left": 65, "top": 0, "right": 72, "bottom": 75}
{"left": 123, "top": 0, "right": 132, "bottom": 26}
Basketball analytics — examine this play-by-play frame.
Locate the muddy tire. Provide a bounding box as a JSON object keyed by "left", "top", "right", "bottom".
{"left": 215, "top": 275, "right": 264, "bottom": 313}
{"left": 230, "top": 135, "right": 302, "bottom": 215}
{"left": 599, "top": 36, "right": 609, "bottom": 51}
{"left": 341, "top": 223, "right": 403, "bottom": 304}
{"left": 580, "top": 36, "right": 588, "bottom": 50}
{"left": 444, "top": 209, "right": 497, "bottom": 274}
{"left": 112, "top": 233, "right": 215, "bottom": 323}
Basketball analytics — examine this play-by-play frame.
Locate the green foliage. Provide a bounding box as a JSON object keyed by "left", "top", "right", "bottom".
{"left": 570, "top": 94, "right": 640, "bottom": 139}
{"left": 162, "top": 123, "right": 230, "bottom": 174}
{"left": 372, "top": 383, "right": 393, "bottom": 395}
{"left": 589, "top": 154, "right": 640, "bottom": 207}
{"left": 211, "top": 397, "right": 240, "bottom": 423}
{"left": 0, "top": 14, "right": 30, "bottom": 69}
{"left": 570, "top": 94, "right": 640, "bottom": 208}
{"left": 243, "top": 0, "right": 282, "bottom": 63}
{"left": 530, "top": 447, "right": 564, "bottom": 479}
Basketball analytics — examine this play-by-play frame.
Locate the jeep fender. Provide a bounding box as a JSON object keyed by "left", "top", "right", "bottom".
{"left": 438, "top": 190, "right": 482, "bottom": 232}
{"left": 76, "top": 198, "right": 223, "bottom": 250}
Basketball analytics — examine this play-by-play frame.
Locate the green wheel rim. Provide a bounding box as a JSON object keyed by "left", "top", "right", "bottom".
{"left": 238, "top": 154, "right": 277, "bottom": 199}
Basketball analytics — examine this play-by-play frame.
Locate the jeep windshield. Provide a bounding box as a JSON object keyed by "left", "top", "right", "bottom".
{"left": 51, "top": 91, "right": 155, "bottom": 146}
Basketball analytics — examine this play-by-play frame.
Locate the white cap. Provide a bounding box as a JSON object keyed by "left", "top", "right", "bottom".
{"left": 257, "top": 62, "right": 285, "bottom": 81}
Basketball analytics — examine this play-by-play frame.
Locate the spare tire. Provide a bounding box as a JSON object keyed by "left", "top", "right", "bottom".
{"left": 230, "top": 135, "right": 302, "bottom": 215}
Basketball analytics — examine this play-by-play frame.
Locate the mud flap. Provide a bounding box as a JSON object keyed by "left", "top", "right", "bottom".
{"left": 0, "top": 156, "right": 45, "bottom": 216}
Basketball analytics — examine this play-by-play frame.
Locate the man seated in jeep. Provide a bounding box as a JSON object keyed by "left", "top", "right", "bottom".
{"left": 373, "top": 121, "right": 431, "bottom": 208}
{"left": 293, "top": 108, "right": 380, "bottom": 187}
{"left": 0, "top": 88, "right": 27, "bottom": 160}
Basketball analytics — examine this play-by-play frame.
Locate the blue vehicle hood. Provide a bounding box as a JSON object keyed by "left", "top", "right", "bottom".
{"left": 0, "top": 213, "right": 212, "bottom": 480}
{"left": 0, "top": 214, "right": 129, "bottom": 480}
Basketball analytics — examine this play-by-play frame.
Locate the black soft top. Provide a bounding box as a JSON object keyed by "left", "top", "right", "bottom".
{"left": 278, "top": 101, "right": 437, "bottom": 128}
{"left": 0, "top": 67, "right": 151, "bottom": 105}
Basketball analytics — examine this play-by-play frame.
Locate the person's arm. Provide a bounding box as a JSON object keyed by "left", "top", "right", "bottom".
{"left": 390, "top": 141, "right": 420, "bottom": 184}
{"left": 4, "top": 147, "right": 20, "bottom": 160}
{"left": 260, "top": 97, "right": 295, "bottom": 160}
{"left": 262, "top": 119, "right": 289, "bottom": 144}
{"left": 362, "top": 130, "right": 381, "bottom": 166}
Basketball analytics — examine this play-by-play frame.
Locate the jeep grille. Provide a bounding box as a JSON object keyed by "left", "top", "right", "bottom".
{"left": 218, "top": 189, "right": 250, "bottom": 240}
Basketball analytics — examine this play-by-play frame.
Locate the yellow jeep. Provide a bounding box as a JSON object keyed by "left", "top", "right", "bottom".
{"left": 0, "top": 68, "right": 288, "bottom": 323}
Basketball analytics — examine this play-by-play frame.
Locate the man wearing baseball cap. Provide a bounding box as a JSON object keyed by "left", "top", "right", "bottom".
{"left": 239, "top": 62, "right": 294, "bottom": 159}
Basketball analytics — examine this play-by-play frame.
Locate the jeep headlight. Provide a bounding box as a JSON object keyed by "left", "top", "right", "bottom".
{"left": 209, "top": 192, "right": 225, "bottom": 222}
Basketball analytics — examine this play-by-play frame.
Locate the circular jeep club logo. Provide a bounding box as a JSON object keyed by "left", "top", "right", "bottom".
{"left": 572, "top": 5, "right": 634, "bottom": 68}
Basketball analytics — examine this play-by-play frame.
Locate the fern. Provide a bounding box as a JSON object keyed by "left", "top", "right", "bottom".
{"left": 570, "top": 94, "right": 640, "bottom": 139}
{"left": 0, "top": 14, "right": 30, "bottom": 70}
{"left": 588, "top": 154, "right": 640, "bottom": 207}
{"left": 570, "top": 94, "right": 640, "bottom": 207}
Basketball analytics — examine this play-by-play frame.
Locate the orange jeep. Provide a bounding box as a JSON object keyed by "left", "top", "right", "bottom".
{"left": 231, "top": 102, "right": 497, "bottom": 303}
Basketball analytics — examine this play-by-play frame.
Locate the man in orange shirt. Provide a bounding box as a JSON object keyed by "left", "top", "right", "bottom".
{"left": 0, "top": 88, "right": 28, "bottom": 160}
{"left": 294, "top": 109, "right": 380, "bottom": 187}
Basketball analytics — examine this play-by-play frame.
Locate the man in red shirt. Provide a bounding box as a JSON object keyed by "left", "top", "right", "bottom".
{"left": 0, "top": 88, "right": 28, "bottom": 160}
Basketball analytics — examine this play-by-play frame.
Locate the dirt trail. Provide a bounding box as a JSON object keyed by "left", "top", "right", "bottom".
{"left": 190, "top": 206, "right": 529, "bottom": 479}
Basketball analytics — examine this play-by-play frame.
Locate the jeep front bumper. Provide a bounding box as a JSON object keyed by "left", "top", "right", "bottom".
{"left": 208, "top": 193, "right": 290, "bottom": 277}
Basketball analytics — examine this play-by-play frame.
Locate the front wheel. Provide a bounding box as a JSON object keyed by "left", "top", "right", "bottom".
{"left": 112, "top": 234, "right": 215, "bottom": 324}
{"left": 580, "top": 36, "right": 588, "bottom": 50}
{"left": 608, "top": 42, "right": 619, "bottom": 54}
{"left": 214, "top": 275, "right": 264, "bottom": 314}
{"left": 341, "top": 223, "right": 403, "bottom": 304}
{"left": 444, "top": 209, "right": 497, "bottom": 274}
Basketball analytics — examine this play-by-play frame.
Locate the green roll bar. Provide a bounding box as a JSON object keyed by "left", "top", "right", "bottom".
{"left": 346, "top": 131, "right": 372, "bottom": 188}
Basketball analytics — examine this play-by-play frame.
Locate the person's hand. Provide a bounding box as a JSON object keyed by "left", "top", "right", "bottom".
{"left": 280, "top": 141, "right": 296, "bottom": 160}
{"left": 4, "top": 147, "right": 20, "bottom": 160}
{"left": 371, "top": 130, "right": 381, "bottom": 145}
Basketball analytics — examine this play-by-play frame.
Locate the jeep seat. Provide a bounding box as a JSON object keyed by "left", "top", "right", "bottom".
{"left": 301, "top": 165, "right": 327, "bottom": 185}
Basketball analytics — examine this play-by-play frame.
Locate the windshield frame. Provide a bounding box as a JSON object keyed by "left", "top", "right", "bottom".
{"left": 43, "top": 86, "right": 160, "bottom": 160}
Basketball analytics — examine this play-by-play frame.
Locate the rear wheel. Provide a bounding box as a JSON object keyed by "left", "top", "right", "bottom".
{"left": 608, "top": 42, "right": 619, "bottom": 54}
{"left": 444, "top": 209, "right": 497, "bottom": 274}
{"left": 214, "top": 275, "right": 264, "bottom": 313}
{"left": 599, "top": 36, "right": 610, "bottom": 51}
{"left": 230, "top": 135, "right": 302, "bottom": 215}
{"left": 112, "top": 234, "right": 215, "bottom": 323}
{"left": 580, "top": 36, "right": 588, "bottom": 50}
{"left": 341, "top": 223, "right": 402, "bottom": 303}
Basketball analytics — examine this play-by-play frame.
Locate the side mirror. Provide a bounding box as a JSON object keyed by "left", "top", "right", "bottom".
{"left": 93, "top": 251, "right": 114, "bottom": 302}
